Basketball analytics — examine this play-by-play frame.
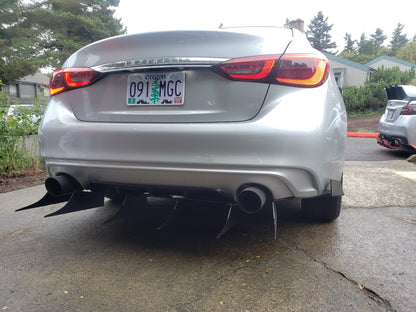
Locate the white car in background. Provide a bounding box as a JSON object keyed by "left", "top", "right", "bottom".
{"left": 378, "top": 85, "right": 416, "bottom": 151}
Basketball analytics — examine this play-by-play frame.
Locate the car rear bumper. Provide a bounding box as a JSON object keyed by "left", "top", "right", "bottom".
{"left": 39, "top": 95, "right": 346, "bottom": 201}
{"left": 378, "top": 114, "right": 416, "bottom": 147}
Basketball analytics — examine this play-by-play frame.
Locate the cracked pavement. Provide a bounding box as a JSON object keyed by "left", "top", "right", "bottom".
{"left": 1, "top": 159, "right": 416, "bottom": 311}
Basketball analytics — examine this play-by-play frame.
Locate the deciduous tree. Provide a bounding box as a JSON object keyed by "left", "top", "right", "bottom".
{"left": 396, "top": 41, "right": 416, "bottom": 64}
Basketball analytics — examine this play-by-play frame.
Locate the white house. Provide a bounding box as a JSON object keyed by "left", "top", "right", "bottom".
{"left": 1, "top": 72, "right": 49, "bottom": 104}
{"left": 324, "top": 53, "right": 373, "bottom": 88}
{"left": 366, "top": 55, "right": 416, "bottom": 71}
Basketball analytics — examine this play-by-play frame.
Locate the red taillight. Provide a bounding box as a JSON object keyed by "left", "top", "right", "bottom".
{"left": 49, "top": 68, "right": 100, "bottom": 96}
{"left": 213, "top": 54, "right": 329, "bottom": 87}
{"left": 400, "top": 106, "right": 416, "bottom": 115}
{"left": 275, "top": 54, "right": 329, "bottom": 87}
{"left": 214, "top": 55, "right": 277, "bottom": 81}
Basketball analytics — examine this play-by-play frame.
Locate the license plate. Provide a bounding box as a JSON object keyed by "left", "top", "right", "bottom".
{"left": 126, "top": 72, "right": 185, "bottom": 105}
{"left": 387, "top": 109, "right": 394, "bottom": 119}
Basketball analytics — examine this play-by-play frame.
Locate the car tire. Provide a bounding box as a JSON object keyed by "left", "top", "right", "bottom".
{"left": 301, "top": 195, "right": 341, "bottom": 222}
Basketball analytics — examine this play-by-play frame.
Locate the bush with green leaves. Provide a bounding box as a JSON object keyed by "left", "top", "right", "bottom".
{"left": 0, "top": 86, "right": 44, "bottom": 177}
{"left": 343, "top": 66, "right": 416, "bottom": 115}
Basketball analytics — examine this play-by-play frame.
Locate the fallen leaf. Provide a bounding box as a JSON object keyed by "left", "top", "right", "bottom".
{"left": 219, "top": 301, "right": 224, "bottom": 305}
{"left": 80, "top": 296, "right": 84, "bottom": 299}
{"left": 63, "top": 290, "right": 68, "bottom": 294}
{"left": 2, "top": 307, "right": 8, "bottom": 310}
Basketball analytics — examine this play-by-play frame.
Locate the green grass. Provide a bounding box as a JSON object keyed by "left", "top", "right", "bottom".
{"left": 347, "top": 108, "right": 384, "bottom": 117}
{"left": 356, "top": 128, "right": 375, "bottom": 133}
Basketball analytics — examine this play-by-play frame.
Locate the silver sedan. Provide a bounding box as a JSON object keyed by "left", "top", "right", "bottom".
{"left": 22, "top": 27, "right": 347, "bottom": 234}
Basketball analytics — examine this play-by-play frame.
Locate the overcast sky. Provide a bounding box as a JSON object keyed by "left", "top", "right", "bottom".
{"left": 114, "top": 0, "right": 416, "bottom": 53}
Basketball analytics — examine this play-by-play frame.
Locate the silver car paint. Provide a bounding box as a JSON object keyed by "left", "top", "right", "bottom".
{"left": 39, "top": 27, "right": 346, "bottom": 202}
{"left": 379, "top": 85, "right": 416, "bottom": 146}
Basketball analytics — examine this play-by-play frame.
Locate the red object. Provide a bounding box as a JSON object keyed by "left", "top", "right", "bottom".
{"left": 214, "top": 53, "right": 329, "bottom": 87}
{"left": 347, "top": 132, "right": 379, "bottom": 138}
{"left": 50, "top": 68, "right": 100, "bottom": 96}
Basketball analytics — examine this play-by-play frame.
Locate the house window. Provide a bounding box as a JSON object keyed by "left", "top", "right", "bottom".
{"left": 334, "top": 73, "right": 342, "bottom": 88}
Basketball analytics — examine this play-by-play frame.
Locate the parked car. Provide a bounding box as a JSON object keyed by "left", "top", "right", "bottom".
{"left": 378, "top": 85, "right": 416, "bottom": 151}
{"left": 20, "top": 27, "right": 347, "bottom": 234}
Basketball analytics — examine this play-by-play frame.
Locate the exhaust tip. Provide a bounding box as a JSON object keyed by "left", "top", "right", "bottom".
{"left": 45, "top": 174, "right": 82, "bottom": 196}
{"left": 237, "top": 186, "right": 268, "bottom": 214}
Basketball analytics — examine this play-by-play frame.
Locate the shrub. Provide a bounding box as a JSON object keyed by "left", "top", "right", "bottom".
{"left": 343, "top": 66, "right": 416, "bottom": 115}
{"left": 0, "top": 85, "right": 44, "bottom": 177}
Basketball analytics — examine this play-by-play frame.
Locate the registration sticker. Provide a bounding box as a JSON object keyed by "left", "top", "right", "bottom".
{"left": 126, "top": 72, "right": 185, "bottom": 105}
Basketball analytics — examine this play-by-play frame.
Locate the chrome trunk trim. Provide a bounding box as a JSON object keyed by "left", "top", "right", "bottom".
{"left": 92, "top": 57, "right": 229, "bottom": 72}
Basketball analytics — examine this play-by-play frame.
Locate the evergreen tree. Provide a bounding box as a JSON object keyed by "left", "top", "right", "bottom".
{"left": 343, "top": 33, "right": 356, "bottom": 54}
{"left": 357, "top": 34, "right": 374, "bottom": 55}
{"left": 390, "top": 23, "right": 409, "bottom": 55}
{"left": 370, "top": 28, "right": 387, "bottom": 51}
{"left": 306, "top": 11, "right": 337, "bottom": 53}
{"left": 0, "top": 0, "right": 125, "bottom": 82}
{"left": 24, "top": 0, "right": 125, "bottom": 69}
{"left": 0, "top": 0, "right": 38, "bottom": 82}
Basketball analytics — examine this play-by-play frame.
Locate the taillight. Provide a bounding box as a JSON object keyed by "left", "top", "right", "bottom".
{"left": 49, "top": 68, "right": 100, "bottom": 96}
{"left": 213, "top": 55, "right": 277, "bottom": 82}
{"left": 275, "top": 54, "right": 329, "bottom": 87}
{"left": 212, "top": 54, "right": 329, "bottom": 87}
{"left": 400, "top": 105, "right": 416, "bottom": 115}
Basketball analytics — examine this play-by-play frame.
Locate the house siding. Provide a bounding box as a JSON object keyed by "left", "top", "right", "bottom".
{"left": 366, "top": 55, "right": 416, "bottom": 71}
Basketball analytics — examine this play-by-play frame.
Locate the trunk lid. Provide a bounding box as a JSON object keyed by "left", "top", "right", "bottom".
{"left": 384, "top": 85, "right": 416, "bottom": 122}
{"left": 63, "top": 28, "right": 297, "bottom": 123}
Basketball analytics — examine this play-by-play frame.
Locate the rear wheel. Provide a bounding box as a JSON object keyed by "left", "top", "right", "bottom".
{"left": 301, "top": 195, "right": 341, "bottom": 222}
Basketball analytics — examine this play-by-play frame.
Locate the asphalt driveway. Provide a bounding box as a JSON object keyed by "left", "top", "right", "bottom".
{"left": 1, "top": 147, "right": 416, "bottom": 311}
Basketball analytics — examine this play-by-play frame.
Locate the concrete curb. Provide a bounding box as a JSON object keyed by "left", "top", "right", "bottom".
{"left": 347, "top": 132, "right": 379, "bottom": 138}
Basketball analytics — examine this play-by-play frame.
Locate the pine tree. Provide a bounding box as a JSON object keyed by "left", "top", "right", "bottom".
{"left": 357, "top": 34, "right": 374, "bottom": 55}
{"left": 390, "top": 23, "right": 409, "bottom": 55}
{"left": 343, "top": 33, "right": 356, "bottom": 54}
{"left": 0, "top": 0, "right": 38, "bottom": 82}
{"left": 25, "top": 0, "right": 126, "bottom": 68}
{"left": 370, "top": 28, "right": 387, "bottom": 52}
{"left": 306, "top": 11, "right": 337, "bottom": 54}
{"left": 0, "top": 0, "right": 125, "bottom": 82}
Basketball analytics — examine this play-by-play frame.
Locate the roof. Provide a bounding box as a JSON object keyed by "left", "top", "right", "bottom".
{"left": 366, "top": 55, "right": 416, "bottom": 68}
{"left": 17, "top": 73, "right": 49, "bottom": 85}
{"left": 323, "top": 53, "right": 372, "bottom": 72}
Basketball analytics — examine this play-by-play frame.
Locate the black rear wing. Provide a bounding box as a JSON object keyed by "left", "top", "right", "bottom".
{"left": 385, "top": 85, "right": 416, "bottom": 101}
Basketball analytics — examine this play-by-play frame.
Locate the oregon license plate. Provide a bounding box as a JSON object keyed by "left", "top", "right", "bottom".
{"left": 387, "top": 109, "right": 394, "bottom": 119}
{"left": 126, "top": 72, "right": 185, "bottom": 105}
